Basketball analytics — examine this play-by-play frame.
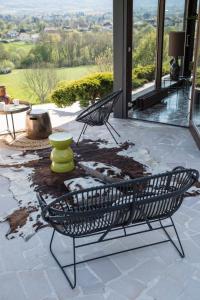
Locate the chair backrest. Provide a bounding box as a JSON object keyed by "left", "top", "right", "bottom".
{"left": 38, "top": 168, "right": 199, "bottom": 237}
{"left": 76, "top": 90, "right": 122, "bottom": 125}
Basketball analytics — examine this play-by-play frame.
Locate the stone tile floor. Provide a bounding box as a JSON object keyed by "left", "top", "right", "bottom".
{"left": 0, "top": 103, "right": 200, "bottom": 300}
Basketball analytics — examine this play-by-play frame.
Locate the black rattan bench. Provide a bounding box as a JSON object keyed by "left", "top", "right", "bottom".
{"left": 37, "top": 167, "right": 199, "bottom": 289}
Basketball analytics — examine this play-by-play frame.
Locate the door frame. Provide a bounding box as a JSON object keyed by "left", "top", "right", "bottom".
{"left": 189, "top": 0, "right": 200, "bottom": 149}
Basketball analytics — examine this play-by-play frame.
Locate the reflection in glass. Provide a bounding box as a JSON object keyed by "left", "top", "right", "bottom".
{"left": 162, "top": 0, "right": 185, "bottom": 86}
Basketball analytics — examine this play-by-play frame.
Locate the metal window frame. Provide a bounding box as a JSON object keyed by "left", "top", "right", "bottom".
{"left": 155, "top": 0, "right": 166, "bottom": 89}
{"left": 113, "top": 0, "right": 133, "bottom": 119}
{"left": 189, "top": 0, "right": 200, "bottom": 149}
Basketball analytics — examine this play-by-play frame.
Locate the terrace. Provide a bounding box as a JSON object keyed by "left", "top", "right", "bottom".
{"left": 0, "top": 104, "right": 200, "bottom": 299}
{"left": 0, "top": 1, "right": 200, "bottom": 300}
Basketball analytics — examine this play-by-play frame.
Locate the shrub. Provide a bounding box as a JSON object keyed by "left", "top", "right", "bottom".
{"left": 21, "top": 53, "right": 36, "bottom": 68}
{"left": 51, "top": 72, "right": 113, "bottom": 107}
{"left": 132, "top": 64, "right": 170, "bottom": 88}
{"left": 0, "top": 59, "right": 14, "bottom": 74}
{"left": 0, "top": 59, "right": 15, "bottom": 70}
{"left": 196, "top": 68, "right": 200, "bottom": 87}
{"left": 162, "top": 63, "right": 170, "bottom": 75}
{"left": 133, "top": 65, "right": 155, "bottom": 81}
{"left": 0, "top": 67, "right": 12, "bottom": 74}
{"left": 132, "top": 75, "right": 148, "bottom": 89}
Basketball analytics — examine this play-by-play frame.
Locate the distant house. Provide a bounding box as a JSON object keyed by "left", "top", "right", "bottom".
{"left": 146, "top": 18, "right": 157, "bottom": 27}
{"left": 102, "top": 22, "right": 113, "bottom": 31}
{"left": 17, "top": 32, "right": 38, "bottom": 42}
{"left": 4, "top": 30, "right": 19, "bottom": 39}
{"left": 44, "top": 27, "right": 60, "bottom": 34}
{"left": 19, "top": 28, "right": 29, "bottom": 33}
{"left": 78, "top": 25, "right": 89, "bottom": 32}
{"left": 18, "top": 33, "right": 31, "bottom": 41}
{"left": 165, "top": 17, "right": 176, "bottom": 27}
{"left": 63, "top": 26, "right": 73, "bottom": 32}
{"left": 30, "top": 33, "right": 40, "bottom": 42}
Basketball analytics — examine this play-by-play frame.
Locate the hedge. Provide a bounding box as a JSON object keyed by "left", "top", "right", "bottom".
{"left": 51, "top": 72, "right": 113, "bottom": 107}
{"left": 51, "top": 65, "right": 171, "bottom": 107}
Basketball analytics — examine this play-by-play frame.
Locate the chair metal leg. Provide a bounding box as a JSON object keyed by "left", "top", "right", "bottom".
{"left": 83, "top": 124, "right": 88, "bottom": 135}
{"left": 105, "top": 123, "right": 118, "bottom": 144}
{"left": 107, "top": 121, "right": 120, "bottom": 137}
{"left": 49, "top": 229, "right": 77, "bottom": 289}
{"left": 77, "top": 124, "right": 87, "bottom": 145}
{"left": 159, "top": 217, "right": 185, "bottom": 258}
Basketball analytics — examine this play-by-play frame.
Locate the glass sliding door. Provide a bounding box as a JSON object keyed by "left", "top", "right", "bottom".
{"left": 129, "top": 0, "right": 195, "bottom": 127}
{"left": 191, "top": 0, "right": 200, "bottom": 147}
{"left": 131, "top": 0, "right": 158, "bottom": 102}
{"left": 157, "top": 0, "right": 189, "bottom": 127}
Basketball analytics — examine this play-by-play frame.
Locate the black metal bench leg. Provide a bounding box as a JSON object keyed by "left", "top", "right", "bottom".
{"left": 159, "top": 218, "right": 185, "bottom": 258}
{"left": 49, "top": 229, "right": 77, "bottom": 289}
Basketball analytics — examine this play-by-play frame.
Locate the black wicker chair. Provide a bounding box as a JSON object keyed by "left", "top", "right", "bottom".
{"left": 76, "top": 90, "right": 122, "bottom": 144}
{"left": 37, "top": 167, "right": 199, "bottom": 289}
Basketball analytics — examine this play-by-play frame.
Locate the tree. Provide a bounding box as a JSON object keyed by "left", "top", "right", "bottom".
{"left": 133, "top": 30, "right": 157, "bottom": 67}
{"left": 95, "top": 47, "right": 113, "bottom": 72}
{"left": 0, "top": 20, "right": 5, "bottom": 35}
{"left": 24, "top": 64, "right": 58, "bottom": 103}
{"left": 0, "top": 44, "right": 10, "bottom": 61}
{"left": 133, "top": 30, "right": 169, "bottom": 68}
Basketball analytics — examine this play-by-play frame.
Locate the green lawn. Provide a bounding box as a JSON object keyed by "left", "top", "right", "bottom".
{"left": 0, "top": 65, "right": 97, "bottom": 104}
{"left": 3, "top": 41, "right": 33, "bottom": 54}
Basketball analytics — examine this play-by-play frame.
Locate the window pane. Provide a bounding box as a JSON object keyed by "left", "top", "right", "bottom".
{"left": 132, "top": 0, "right": 158, "bottom": 101}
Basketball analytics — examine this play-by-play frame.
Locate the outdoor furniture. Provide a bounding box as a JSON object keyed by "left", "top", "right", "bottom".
{"left": 0, "top": 101, "right": 31, "bottom": 140}
{"left": 37, "top": 167, "right": 199, "bottom": 289}
{"left": 76, "top": 90, "right": 122, "bottom": 144}
{"left": 49, "top": 132, "right": 74, "bottom": 173}
{"left": 26, "top": 109, "right": 52, "bottom": 140}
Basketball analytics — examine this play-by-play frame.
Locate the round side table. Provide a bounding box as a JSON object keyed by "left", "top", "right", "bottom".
{"left": 49, "top": 132, "right": 75, "bottom": 173}
{"left": 0, "top": 103, "right": 31, "bottom": 140}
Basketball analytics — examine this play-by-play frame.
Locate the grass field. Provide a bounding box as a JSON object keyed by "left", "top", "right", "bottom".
{"left": 3, "top": 41, "right": 33, "bottom": 54}
{"left": 0, "top": 65, "right": 97, "bottom": 104}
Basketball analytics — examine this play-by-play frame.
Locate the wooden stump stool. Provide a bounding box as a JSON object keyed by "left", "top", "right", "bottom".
{"left": 49, "top": 132, "right": 75, "bottom": 173}
{"left": 26, "top": 109, "right": 52, "bottom": 140}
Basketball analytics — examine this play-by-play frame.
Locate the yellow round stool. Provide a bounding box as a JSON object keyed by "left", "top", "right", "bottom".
{"left": 49, "top": 132, "right": 74, "bottom": 173}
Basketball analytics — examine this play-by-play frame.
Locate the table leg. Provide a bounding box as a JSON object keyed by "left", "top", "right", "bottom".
{"left": 11, "top": 113, "right": 16, "bottom": 140}
{"left": 5, "top": 114, "right": 9, "bottom": 132}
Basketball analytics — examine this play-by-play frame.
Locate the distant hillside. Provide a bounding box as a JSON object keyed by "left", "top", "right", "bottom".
{"left": 0, "top": 0, "right": 183, "bottom": 15}
{"left": 0, "top": 0, "right": 113, "bottom": 14}
{"left": 134, "top": 0, "right": 183, "bottom": 8}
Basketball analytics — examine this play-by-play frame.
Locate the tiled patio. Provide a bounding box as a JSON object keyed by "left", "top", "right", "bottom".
{"left": 0, "top": 104, "right": 200, "bottom": 300}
